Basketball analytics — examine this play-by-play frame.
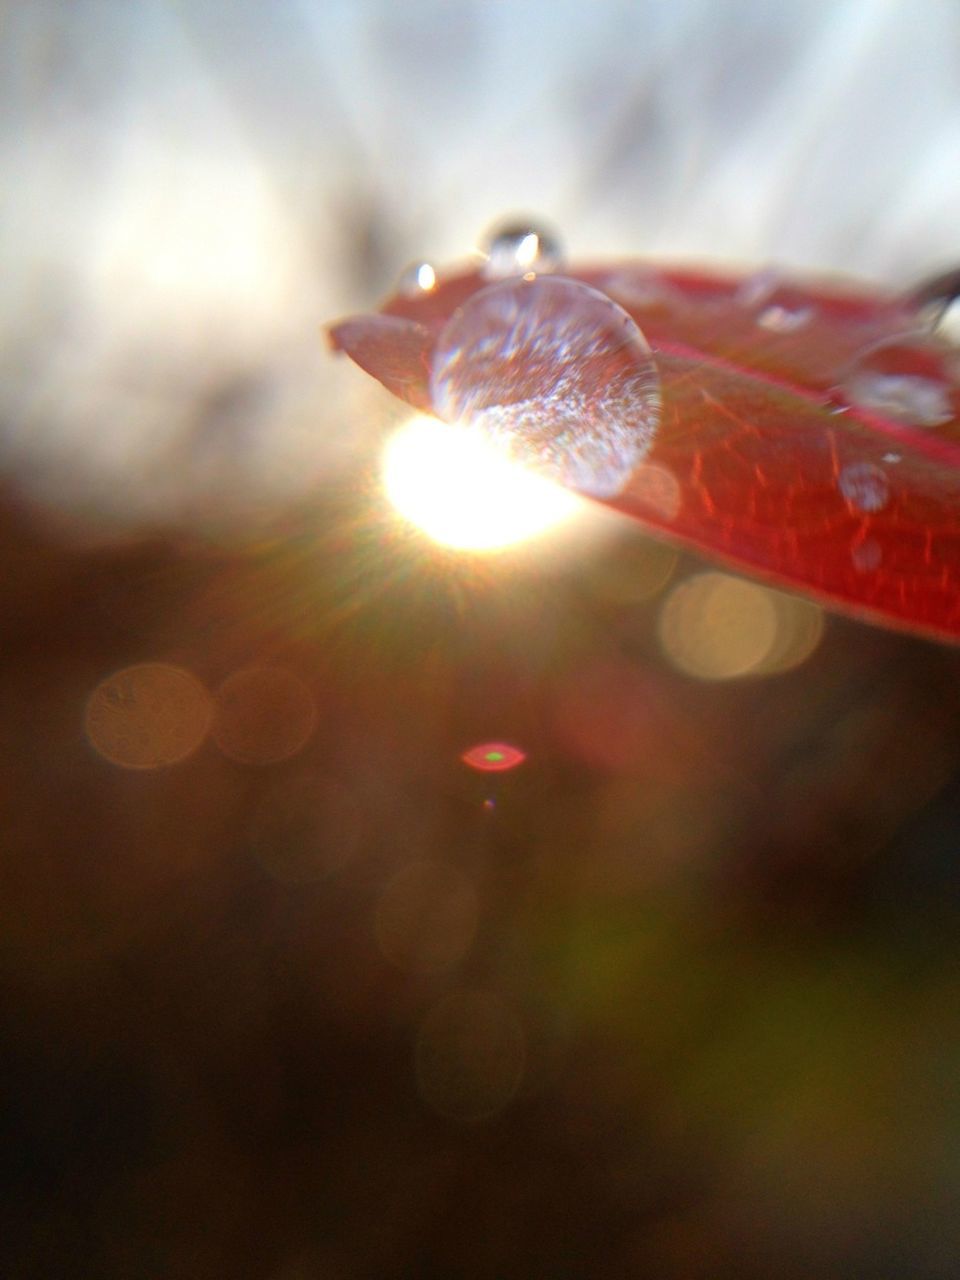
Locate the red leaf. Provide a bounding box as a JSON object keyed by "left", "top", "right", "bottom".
{"left": 329, "top": 313, "right": 434, "bottom": 411}
{"left": 329, "top": 261, "right": 960, "bottom": 644}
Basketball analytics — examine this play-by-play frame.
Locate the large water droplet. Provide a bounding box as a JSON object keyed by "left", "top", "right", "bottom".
{"left": 480, "top": 220, "right": 564, "bottom": 280}
{"left": 840, "top": 339, "right": 955, "bottom": 427}
{"left": 838, "top": 461, "right": 890, "bottom": 513}
{"left": 429, "top": 276, "right": 661, "bottom": 498}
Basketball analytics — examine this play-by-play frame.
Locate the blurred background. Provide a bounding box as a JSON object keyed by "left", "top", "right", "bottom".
{"left": 3, "top": 1, "right": 960, "bottom": 1276}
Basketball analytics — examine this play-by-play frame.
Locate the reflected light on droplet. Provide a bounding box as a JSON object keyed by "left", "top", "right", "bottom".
{"left": 480, "top": 220, "right": 565, "bottom": 278}
{"left": 375, "top": 862, "right": 479, "bottom": 974}
{"left": 514, "top": 233, "right": 540, "bottom": 270}
{"left": 397, "top": 260, "right": 438, "bottom": 297}
{"left": 461, "top": 741, "right": 526, "bottom": 773}
{"left": 383, "top": 416, "right": 581, "bottom": 552}
{"left": 415, "top": 989, "right": 526, "bottom": 1122}
{"left": 415, "top": 263, "right": 436, "bottom": 291}
{"left": 658, "top": 572, "right": 823, "bottom": 680}
{"left": 84, "top": 662, "right": 213, "bottom": 769}
{"left": 214, "top": 666, "right": 317, "bottom": 765}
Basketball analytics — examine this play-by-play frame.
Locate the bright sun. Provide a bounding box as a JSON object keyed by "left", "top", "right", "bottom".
{"left": 382, "top": 416, "right": 581, "bottom": 552}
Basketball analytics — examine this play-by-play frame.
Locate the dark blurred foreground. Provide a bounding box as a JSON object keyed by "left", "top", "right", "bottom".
{"left": 3, "top": 453, "right": 960, "bottom": 1280}
{"left": 5, "top": 1, "right": 960, "bottom": 1275}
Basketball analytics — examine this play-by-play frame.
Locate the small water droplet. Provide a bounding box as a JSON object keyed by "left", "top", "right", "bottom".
{"left": 735, "top": 268, "right": 781, "bottom": 308}
{"left": 935, "top": 302, "right": 960, "bottom": 344}
{"left": 851, "top": 539, "right": 882, "bottom": 573}
{"left": 903, "top": 266, "right": 960, "bottom": 340}
{"left": 881, "top": 451, "right": 901, "bottom": 464}
{"left": 430, "top": 276, "right": 661, "bottom": 498}
{"left": 824, "top": 388, "right": 851, "bottom": 415}
{"left": 735, "top": 270, "right": 816, "bottom": 333}
{"left": 846, "top": 373, "right": 953, "bottom": 427}
{"left": 839, "top": 462, "right": 890, "bottom": 514}
{"left": 630, "top": 463, "right": 681, "bottom": 520}
{"left": 398, "top": 261, "right": 437, "bottom": 296}
{"left": 841, "top": 339, "right": 955, "bottom": 427}
{"left": 481, "top": 220, "right": 564, "bottom": 280}
{"left": 603, "top": 269, "right": 684, "bottom": 311}
{"left": 756, "top": 304, "right": 813, "bottom": 333}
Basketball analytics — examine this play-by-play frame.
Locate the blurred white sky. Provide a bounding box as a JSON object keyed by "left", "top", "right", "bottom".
{"left": 1, "top": 0, "right": 958, "bottom": 528}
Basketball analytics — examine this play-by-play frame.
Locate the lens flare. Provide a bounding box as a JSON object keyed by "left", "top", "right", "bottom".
{"left": 382, "top": 416, "right": 580, "bottom": 552}
{"left": 213, "top": 665, "right": 316, "bottom": 766}
{"left": 462, "top": 742, "right": 527, "bottom": 773}
{"left": 658, "top": 572, "right": 824, "bottom": 680}
{"left": 84, "top": 663, "right": 212, "bottom": 770}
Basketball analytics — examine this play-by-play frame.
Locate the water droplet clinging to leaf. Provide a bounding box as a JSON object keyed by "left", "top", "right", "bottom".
{"left": 838, "top": 461, "right": 890, "bottom": 513}
{"left": 429, "top": 276, "right": 662, "bottom": 498}
{"left": 480, "top": 219, "right": 565, "bottom": 280}
{"left": 840, "top": 339, "right": 954, "bottom": 428}
{"left": 903, "top": 265, "right": 960, "bottom": 340}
